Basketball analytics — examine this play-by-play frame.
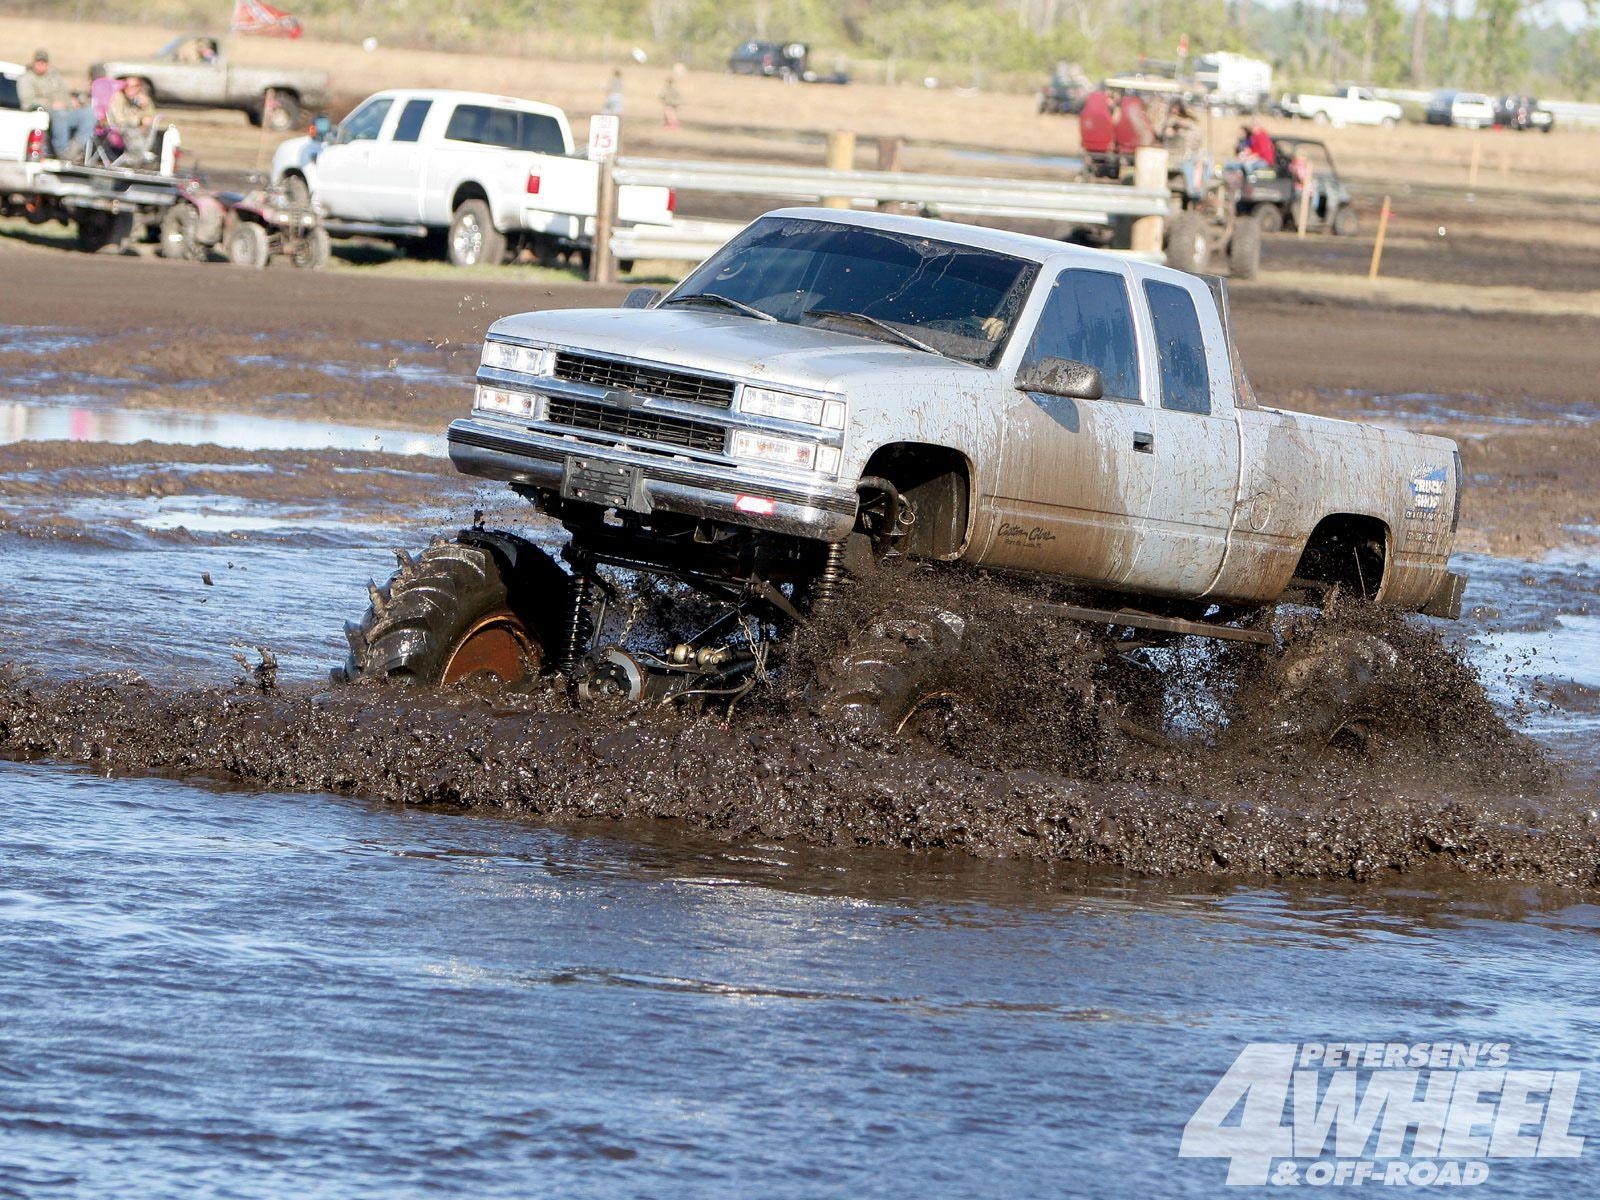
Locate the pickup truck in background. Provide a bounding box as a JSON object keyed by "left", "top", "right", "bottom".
{"left": 271, "top": 88, "right": 674, "bottom": 267}
{"left": 337, "top": 209, "right": 1467, "bottom": 735}
{"left": 91, "top": 36, "right": 329, "bottom": 132}
{"left": 0, "top": 61, "right": 50, "bottom": 165}
{"left": 1281, "top": 86, "right": 1403, "bottom": 127}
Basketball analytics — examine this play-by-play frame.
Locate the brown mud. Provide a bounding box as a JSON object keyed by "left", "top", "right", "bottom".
{"left": 0, "top": 557, "right": 1579, "bottom": 887}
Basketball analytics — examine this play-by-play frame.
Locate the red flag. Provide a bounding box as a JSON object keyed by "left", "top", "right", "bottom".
{"left": 231, "top": 0, "right": 304, "bottom": 38}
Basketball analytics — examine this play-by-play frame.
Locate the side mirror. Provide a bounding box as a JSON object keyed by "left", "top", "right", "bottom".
{"left": 1015, "top": 356, "right": 1103, "bottom": 400}
{"left": 622, "top": 287, "right": 662, "bottom": 310}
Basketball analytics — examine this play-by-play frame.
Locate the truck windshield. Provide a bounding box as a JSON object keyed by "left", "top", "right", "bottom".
{"left": 666, "top": 217, "right": 1038, "bottom": 366}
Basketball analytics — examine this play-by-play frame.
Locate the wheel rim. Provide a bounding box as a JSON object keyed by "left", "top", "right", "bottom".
{"left": 453, "top": 214, "right": 483, "bottom": 263}
{"left": 440, "top": 608, "right": 539, "bottom": 685}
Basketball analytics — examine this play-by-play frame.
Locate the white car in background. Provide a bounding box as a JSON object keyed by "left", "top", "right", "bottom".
{"left": 1426, "top": 90, "right": 1496, "bottom": 129}
{"left": 0, "top": 60, "right": 50, "bottom": 163}
{"left": 271, "top": 88, "right": 673, "bottom": 267}
{"left": 1281, "top": 85, "right": 1403, "bottom": 127}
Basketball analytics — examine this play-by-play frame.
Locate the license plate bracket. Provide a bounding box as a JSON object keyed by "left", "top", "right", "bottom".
{"left": 561, "top": 455, "right": 648, "bottom": 512}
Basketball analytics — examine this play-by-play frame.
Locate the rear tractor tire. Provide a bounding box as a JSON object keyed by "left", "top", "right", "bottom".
{"left": 336, "top": 531, "right": 573, "bottom": 687}
{"left": 811, "top": 605, "right": 968, "bottom": 733}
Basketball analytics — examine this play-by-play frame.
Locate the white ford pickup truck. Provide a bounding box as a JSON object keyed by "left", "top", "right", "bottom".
{"left": 271, "top": 88, "right": 673, "bottom": 267}
{"left": 337, "top": 209, "right": 1466, "bottom": 725}
{"left": 1281, "top": 85, "right": 1403, "bottom": 127}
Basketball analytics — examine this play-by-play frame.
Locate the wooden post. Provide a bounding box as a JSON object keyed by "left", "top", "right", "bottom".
{"left": 589, "top": 158, "right": 616, "bottom": 284}
{"left": 1467, "top": 133, "right": 1481, "bottom": 191}
{"left": 1129, "top": 146, "right": 1168, "bottom": 256}
{"left": 822, "top": 130, "right": 856, "bottom": 209}
{"left": 1296, "top": 162, "right": 1314, "bottom": 239}
{"left": 1368, "top": 194, "right": 1392, "bottom": 280}
{"left": 875, "top": 136, "right": 902, "bottom": 211}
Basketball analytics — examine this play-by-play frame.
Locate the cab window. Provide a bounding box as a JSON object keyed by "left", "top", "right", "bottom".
{"left": 392, "top": 98, "right": 432, "bottom": 143}
{"left": 341, "top": 97, "right": 393, "bottom": 143}
{"left": 1144, "top": 280, "right": 1211, "bottom": 415}
{"left": 1021, "top": 268, "right": 1141, "bottom": 403}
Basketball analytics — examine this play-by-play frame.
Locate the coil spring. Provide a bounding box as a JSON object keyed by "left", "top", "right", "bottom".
{"left": 811, "top": 541, "right": 847, "bottom": 611}
{"left": 561, "top": 574, "right": 596, "bottom": 672}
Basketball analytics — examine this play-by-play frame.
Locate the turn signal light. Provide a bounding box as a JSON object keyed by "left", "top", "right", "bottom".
{"left": 527, "top": 173, "right": 541, "bottom": 195}
{"left": 25, "top": 129, "right": 45, "bottom": 162}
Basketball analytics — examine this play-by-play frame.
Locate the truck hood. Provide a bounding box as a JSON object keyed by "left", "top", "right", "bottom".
{"left": 489, "top": 307, "right": 997, "bottom": 393}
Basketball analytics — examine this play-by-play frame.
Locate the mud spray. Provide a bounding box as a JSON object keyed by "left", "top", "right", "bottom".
{"left": 0, "top": 561, "right": 1589, "bottom": 887}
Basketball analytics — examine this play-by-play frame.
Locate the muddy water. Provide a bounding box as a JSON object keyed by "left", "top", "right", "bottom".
{"left": 2, "top": 760, "right": 1597, "bottom": 1197}
{"left": 3, "top": 321, "right": 1600, "bottom": 1191}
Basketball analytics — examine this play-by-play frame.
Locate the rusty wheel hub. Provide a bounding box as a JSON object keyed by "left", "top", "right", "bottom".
{"left": 439, "top": 608, "right": 540, "bottom": 685}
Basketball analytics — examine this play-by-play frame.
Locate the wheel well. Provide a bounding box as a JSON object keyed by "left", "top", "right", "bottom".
{"left": 857, "top": 443, "right": 971, "bottom": 559}
{"left": 1292, "top": 513, "right": 1388, "bottom": 601}
{"left": 451, "top": 182, "right": 490, "bottom": 214}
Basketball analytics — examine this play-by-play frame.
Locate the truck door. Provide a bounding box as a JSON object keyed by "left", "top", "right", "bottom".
{"left": 989, "top": 266, "right": 1154, "bottom": 586}
{"left": 363, "top": 97, "right": 432, "bottom": 222}
{"left": 1121, "top": 276, "right": 1241, "bottom": 597}
{"left": 314, "top": 95, "right": 394, "bottom": 221}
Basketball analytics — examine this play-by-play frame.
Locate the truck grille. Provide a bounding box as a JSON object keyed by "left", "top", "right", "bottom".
{"left": 545, "top": 396, "right": 727, "bottom": 454}
{"left": 552, "top": 351, "right": 736, "bottom": 408}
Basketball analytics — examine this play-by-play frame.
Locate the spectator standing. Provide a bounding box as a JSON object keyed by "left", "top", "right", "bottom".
{"left": 17, "top": 48, "right": 94, "bottom": 160}
{"left": 602, "top": 69, "right": 624, "bottom": 116}
{"left": 659, "top": 74, "right": 681, "bottom": 130}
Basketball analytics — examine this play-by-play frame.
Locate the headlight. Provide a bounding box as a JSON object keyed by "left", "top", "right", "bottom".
{"left": 738, "top": 385, "right": 845, "bottom": 430}
{"left": 730, "top": 429, "right": 840, "bottom": 475}
{"left": 480, "top": 340, "right": 553, "bottom": 376}
{"left": 474, "top": 385, "right": 540, "bottom": 418}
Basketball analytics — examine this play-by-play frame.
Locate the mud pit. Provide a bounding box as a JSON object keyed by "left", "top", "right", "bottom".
{"left": 0, "top": 240, "right": 1596, "bottom": 888}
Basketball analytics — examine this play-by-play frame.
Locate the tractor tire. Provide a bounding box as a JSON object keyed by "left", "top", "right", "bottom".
{"left": 1332, "top": 206, "right": 1360, "bottom": 237}
{"left": 1249, "top": 630, "right": 1402, "bottom": 747}
{"left": 811, "top": 605, "right": 967, "bottom": 733}
{"left": 1165, "top": 209, "right": 1211, "bottom": 274}
{"left": 1254, "top": 203, "right": 1284, "bottom": 234}
{"left": 336, "top": 531, "right": 574, "bottom": 686}
{"left": 1228, "top": 213, "right": 1263, "bottom": 279}
{"left": 159, "top": 202, "right": 201, "bottom": 261}
{"left": 448, "top": 199, "right": 506, "bottom": 267}
{"left": 226, "top": 221, "right": 270, "bottom": 269}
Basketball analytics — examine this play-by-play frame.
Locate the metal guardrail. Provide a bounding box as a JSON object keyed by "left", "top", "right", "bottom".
{"left": 612, "top": 157, "right": 1171, "bottom": 225}
{"left": 609, "top": 217, "right": 746, "bottom": 263}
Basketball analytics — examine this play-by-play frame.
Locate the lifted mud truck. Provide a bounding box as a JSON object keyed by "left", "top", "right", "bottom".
{"left": 337, "top": 209, "right": 1466, "bottom": 729}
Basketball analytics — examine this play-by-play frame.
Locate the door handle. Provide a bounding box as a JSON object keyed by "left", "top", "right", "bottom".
{"left": 1133, "top": 430, "right": 1154, "bottom": 453}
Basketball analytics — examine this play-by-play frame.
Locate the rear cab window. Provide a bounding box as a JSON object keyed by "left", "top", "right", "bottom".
{"left": 1144, "top": 280, "right": 1211, "bottom": 415}
{"left": 445, "top": 105, "right": 565, "bottom": 154}
{"left": 392, "top": 98, "right": 432, "bottom": 143}
{"left": 1021, "top": 268, "right": 1142, "bottom": 403}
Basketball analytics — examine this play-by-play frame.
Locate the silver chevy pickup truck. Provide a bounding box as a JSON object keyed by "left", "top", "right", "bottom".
{"left": 338, "top": 208, "right": 1465, "bottom": 723}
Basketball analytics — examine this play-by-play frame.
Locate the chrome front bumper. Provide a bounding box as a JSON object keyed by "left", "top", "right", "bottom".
{"left": 447, "top": 416, "right": 859, "bottom": 541}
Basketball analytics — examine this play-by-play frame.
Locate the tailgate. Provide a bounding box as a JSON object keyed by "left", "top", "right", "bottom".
{"left": 521, "top": 155, "right": 673, "bottom": 228}
{"left": 617, "top": 182, "right": 672, "bottom": 228}
{"left": 0, "top": 111, "right": 48, "bottom": 163}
